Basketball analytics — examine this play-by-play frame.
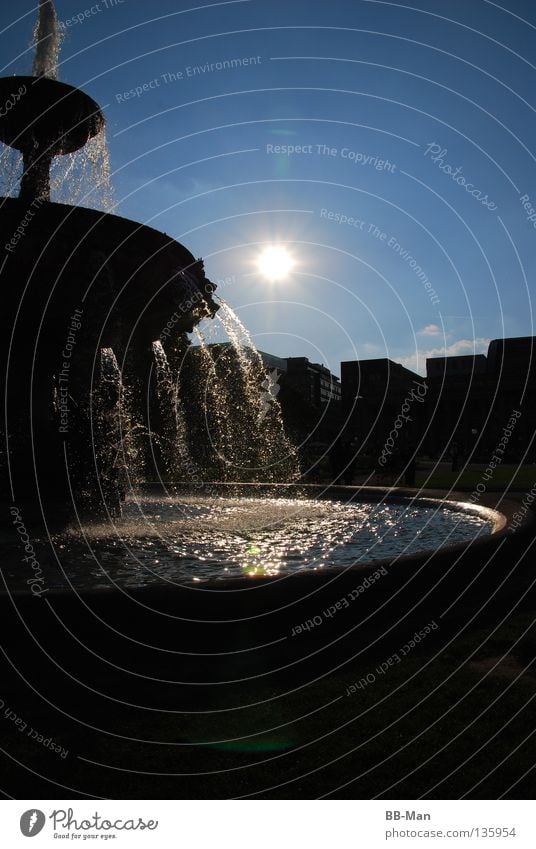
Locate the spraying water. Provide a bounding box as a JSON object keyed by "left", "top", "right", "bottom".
{"left": 32, "top": 0, "right": 63, "bottom": 80}
{"left": 77, "top": 347, "right": 141, "bottom": 516}
{"left": 49, "top": 130, "right": 115, "bottom": 211}
{"left": 164, "top": 302, "right": 301, "bottom": 483}
{"left": 0, "top": 147, "right": 23, "bottom": 198}
{"left": 217, "top": 300, "right": 300, "bottom": 478}
{"left": 151, "top": 341, "right": 199, "bottom": 482}
{"left": 189, "top": 326, "right": 242, "bottom": 478}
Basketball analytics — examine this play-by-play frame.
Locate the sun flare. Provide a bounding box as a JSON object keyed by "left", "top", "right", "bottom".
{"left": 257, "top": 246, "right": 295, "bottom": 280}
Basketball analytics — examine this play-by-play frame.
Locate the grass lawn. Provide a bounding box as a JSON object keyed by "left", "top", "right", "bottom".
{"left": 350, "top": 463, "right": 536, "bottom": 492}
{"left": 2, "top": 602, "right": 536, "bottom": 799}
{"left": 415, "top": 464, "right": 536, "bottom": 492}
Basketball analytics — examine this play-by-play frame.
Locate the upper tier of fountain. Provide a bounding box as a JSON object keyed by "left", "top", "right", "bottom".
{"left": 0, "top": 75, "right": 105, "bottom": 202}
{"left": 0, "top": 76, "right": 104, "bottom": 156}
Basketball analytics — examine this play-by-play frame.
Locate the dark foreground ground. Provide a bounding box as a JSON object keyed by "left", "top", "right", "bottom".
{"left": 1, "top": 491, "right": 535, "bottom": 800}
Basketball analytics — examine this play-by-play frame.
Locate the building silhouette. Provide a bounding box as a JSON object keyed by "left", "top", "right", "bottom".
{"left": 341, "top": 336, "right": 535, "bottom": 464}
{"left": 284, "top": 357, "right": 341, "bottom": 406}
{"left": 341, "top": 358, "right": 426, "bottom": 459}
{"left": 196, "top": 335, "right": 535, "bottom": 470}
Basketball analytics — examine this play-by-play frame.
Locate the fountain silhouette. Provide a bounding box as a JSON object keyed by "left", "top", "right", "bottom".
{"left": 0, "top": 0, "right": 220, "bottom": 524}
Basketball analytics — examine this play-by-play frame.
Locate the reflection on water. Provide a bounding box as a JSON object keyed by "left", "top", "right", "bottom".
{"left": 1, "top": 495, "right": 494, "bottom": 592}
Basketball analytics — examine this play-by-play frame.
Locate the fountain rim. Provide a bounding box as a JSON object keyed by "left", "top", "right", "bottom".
{"left": 0, "top": 195, "right": 198, "bottom": 251}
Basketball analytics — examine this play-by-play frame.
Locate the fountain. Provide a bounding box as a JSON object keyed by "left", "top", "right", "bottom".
{"left": 0, "top": 2, "right": 523, "bottom": 668}
{"left": 0, "top": 0, "right": 219, "bottom": 524}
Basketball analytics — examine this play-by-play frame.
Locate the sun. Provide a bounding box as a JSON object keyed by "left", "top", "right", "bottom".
{"left": 257, "top": 246, "right": 295, "bottom": 280}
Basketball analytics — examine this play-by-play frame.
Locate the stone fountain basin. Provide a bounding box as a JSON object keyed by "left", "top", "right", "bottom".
{"left": 0, "top": 485, "right": 528, "bottom": 619}
{"left": 0, "top": 485, "right": 532, "bottom": 681}
{"left": 0, "top": 197, "right": 215, "bottom": 354}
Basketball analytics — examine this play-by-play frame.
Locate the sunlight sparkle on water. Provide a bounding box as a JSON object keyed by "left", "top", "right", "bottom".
{"left": 0, "top": 495, "right": 495, "bottom": 590}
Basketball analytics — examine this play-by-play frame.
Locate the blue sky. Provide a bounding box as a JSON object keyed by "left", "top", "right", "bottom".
{"left": 1, "top": 0, "right": 535, "bottom": 375}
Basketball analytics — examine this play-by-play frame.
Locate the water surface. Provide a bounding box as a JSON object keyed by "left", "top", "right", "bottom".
{"left": 1, "top": 494, "right": 495, "bottom": 592}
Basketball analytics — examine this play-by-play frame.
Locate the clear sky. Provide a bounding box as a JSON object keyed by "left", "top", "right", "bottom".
{"left": 1, "top": 0, "right": 535, "bottom": 375}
